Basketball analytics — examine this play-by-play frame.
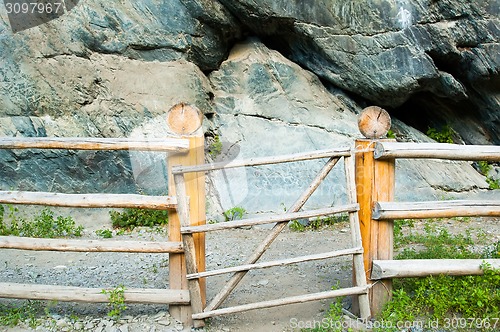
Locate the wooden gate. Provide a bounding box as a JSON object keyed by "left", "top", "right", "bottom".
{"left": 172, "top": 148, "right": 371, "bottom": 327}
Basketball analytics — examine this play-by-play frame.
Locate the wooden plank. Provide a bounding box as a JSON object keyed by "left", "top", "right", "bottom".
{"left": 172, "top": 148, "right": 350, "bottom": 174}
{"left": 0, "top": 137, "right": 189, "bottom": 152}
{"left": 355, "top": 139, "right": 395, "bottom": 317}
{"left": 0, "top": 191, "right": 177, "bottom": 209}
{"left": 0, "top": 283, "right": 190, "bottom": 304}
{"left": 0, "top": 236, "right": 183, "bottom": 253}
{"left": 193, "top": 286, "right": 370, "bottom": 320}
{"left": 181, "top": 204, "right": 358, "bottom": 234}
{"left": 355, "top": 140, "right": 375, "bottom": 279}
{"left": 168, "top": 151, "right": 191, "bottom": 324}
{"left": 343, "top": 155, "right": 371, "bottom": 320}
{"left": 190, "top": 135, "right": 206, "bottom": 306}
{"left": 187, "top": 248, "right": 363, "bottom": 280}
{"left": 374, "top": 142, "right": 500, "bottom": 161}
{"left": 174, "top": 174, "right": 205, "bottom": 328}
{"left": 371, "top": 259, "right": 500, "bottom": 280}
{"left": 168, "top": 134, "right": 205, "bottom": 324}
{"left": 373, "top": 200, "right": 500, "bottom": 220}
{"left": 205, "top": 157, "right": 341, "bottom": 312}
{"left": 372, "top": 148, "right": 395, "bottom": 315}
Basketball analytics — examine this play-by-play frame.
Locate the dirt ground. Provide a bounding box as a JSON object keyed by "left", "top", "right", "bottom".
{"left": 0, "top": 207, "right": 499, "bottom": 331}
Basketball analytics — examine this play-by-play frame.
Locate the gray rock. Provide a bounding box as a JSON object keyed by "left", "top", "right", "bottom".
{"left": 0, "top": 0, "right": 240, "bottom": 71}
{"left": 206, "top": 40, "right": 493, "bottom": 216}
{"left": 84, "top": 321, "right": 95, "bottom": 330}
{"left": 218, "top": 0, "right": 500, "bottom": 143}
{"left": 0, "top": 56, "right": 213, "bottom": 194}
{"left": 0, "top": 0, "right": 497, "bottom": 211}
{"left": 118, "top": 325, "right": 129, "bottom": 332}
{"left": 207, "top": 40, "right": 359, "bottom": 214}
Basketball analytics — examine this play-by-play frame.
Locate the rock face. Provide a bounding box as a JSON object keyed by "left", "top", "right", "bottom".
{"left": 206, "top": 40, "right": 490, "bottom": 215}
{"left": 0, "top": 0, "right": 498, "bottom": 215}
{"left": 219, "top": 0, "right": 500, "bottom": 144}
{"left": 0, "top": 54, "right": 213, "bottom": 194}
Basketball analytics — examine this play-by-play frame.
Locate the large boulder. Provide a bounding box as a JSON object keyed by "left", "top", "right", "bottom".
{"left": 205, "top": 40, "right": 490, "bottom": 216}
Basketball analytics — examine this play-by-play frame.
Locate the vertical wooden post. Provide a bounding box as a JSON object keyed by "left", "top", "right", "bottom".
{"left": 167, "top": 104, "right": 206, "bottom": 326}
{"left": 355, "top": 139, "right": 395, "bottom": 316}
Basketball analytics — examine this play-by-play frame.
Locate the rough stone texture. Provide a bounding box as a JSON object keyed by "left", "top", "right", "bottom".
{"left": 207, "top": 39, "right": 358, "bottom": 214}
{"left": 0, "top": 0, "right": 240, "bottom": 70}
{"left": 0, "top": 0, "right": 498, "bottom": 211}
{"left": 0, "top": 54, "right": 213, "bottom": 194}
{"left": 218, "top": 0, "right": 500, "bottom": 144}
{"left": 206, "top": 40, "right": 490, "bottom": 215}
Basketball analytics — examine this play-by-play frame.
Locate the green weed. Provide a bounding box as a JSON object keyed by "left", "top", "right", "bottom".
{"left": 0, "top": 300, "right": 44, "bottom": 328}
{"left": 208, "top": 135, "right": 223, "bottom": 158}
{"left": 223, "top": 206, "right": 246, "bottom": 221}
{"left": 396, "top": 224, "right": 477, "bottom": 260}
{"left": 95, "top": 229, "right": 113, "bottom": 238}
{"left": 289, "top": 215, "right": 349, "bottom": 232}
{"left": 109, "top": 208, "right": 168, "bottom": 230}
{"left": 486, "top": 177, "right": 500, "bottom": 190}
{"left": 101, "top": 285, "right": 127, "bottom": 319}
{"left": 289, "top": 219, "right": 306, "bottom": 232}
{"left": 386, "top": 129, "right": 396, "bottom": 139}
{"left": 0, "top": 205, "right": 83, "bottom": 238}
{"left": 426, "top": 125, "right": 454, "bottom": 143}
{"left": 477, "top": 161, "right": 491, "bottom": 175}
{"left": 476, "top": 161, "right": 500, "bottom": 190}
{"left": 380, "top": 264, "right": 500, "bottom": 327}
{"left": 379, "top": 220, "right": 500, "bottom": 330}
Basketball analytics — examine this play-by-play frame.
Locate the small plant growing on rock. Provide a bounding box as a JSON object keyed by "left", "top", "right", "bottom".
{"left": 426, "top": 124, "right": 454, "bottom": 143}
{"left": 208, "top": 135, "right": 223, "bottom": 158}
{"left": 476, "top": 161, "right": 500, "bottom": 190}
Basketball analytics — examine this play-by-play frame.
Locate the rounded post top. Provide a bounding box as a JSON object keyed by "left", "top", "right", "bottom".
{"left": 167, "top": 103, "right": 203, "bottom": 136}
{"left": 358, "top": 106, "right": 391, "bottom": 139}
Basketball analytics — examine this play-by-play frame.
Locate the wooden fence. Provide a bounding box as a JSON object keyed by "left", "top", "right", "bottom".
{"left": 356, "top": 140, "right": 500, "bottom": 315}
{"left": 0, "top": 136, "right": 197, "bottom": 314}
{"left": 2, "top": 134, "right": 499, "bottom": 326}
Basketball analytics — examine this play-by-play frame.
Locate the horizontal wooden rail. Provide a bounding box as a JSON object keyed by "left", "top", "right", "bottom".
{"left": 181, "top": 204, "right": 358, "bottom": 234}
{"left": 0, "top": 191, "right": 177, "bottom": 210}
{"left": 172, "top": 147, "right": 351, "bottom": 174}
{"left": 373, "top": 200, "right": 500, "bottom": 220}
{"left": 187, "top": 247, "right": 363, "bottom": 280}
{"left": 374, "top": 142, "right": 500, "bottom": 161}
{"left": 192, "top": 286, "right": 370, "bottom": 320}
{"left": 0, "top": 236, "right": 183, "bottom": 253}
{"left": 0, "top": 283, "right": 190, "bottom": 304}
{"left": 371, "top": 259, "right": 500, "bottom": 280}
{"left": 0, "top": 137, "right": 189, "bottom": 152}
